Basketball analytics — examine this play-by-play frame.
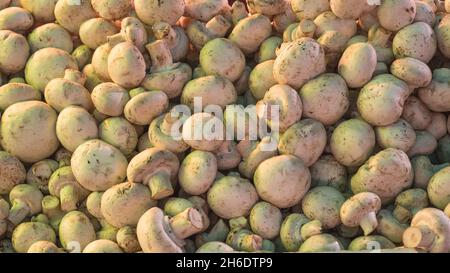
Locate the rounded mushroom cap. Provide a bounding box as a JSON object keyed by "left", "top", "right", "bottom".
{"left": 116, "top": 226, "right": 141, "bottom": 253}
{"left": 101, "top": 181, "right": 156, "bottom": 228}
{"left": 351, "top": 148, "right": 413, "bottom": 203}
{"left": 298, "top": 234, "right": 342, "bottom": 253}
{"left": 136, "top": 207, "right": 184, "bottom": 253}
{"left": 418, "top": 68, "right": 450, "bottom": 113}
{"left": 348, "top": 235, "right": 396, "bottom": 251}
{"left": 200, "top": 38, "right": 246, "bottom": 82}
{"left": 247, "top": 0, "right": 286, "bottom": 16}
{"left": 27, "top": 240, "right": 63, "bottom": 253}
{"left": 390, "top": 58, "right": 432, "bottom": 88}
{"left": 196, "top": 241, "right": 235, "bottom": 253}
{"left": 207, "top": 176, "right": 258, "bottom": 219}
{"left": 330, "top": 118, "right": 375, "bottom": 167}
{"left": 392, "top": 22, "right": 436, "bottom": 63}
{"left": 28, "top": 23, "right": 73, "bottom": 53}
{"left": 330, "top": 0, "right": 368, "bottom": 20}
{"left": 44, "top": 77, "right": 93, "bottom": 113}
{"left": 92, "top": 0, "right": 132, "bottom": 21}
{"left": 12, "top": 222, "right": 56, "bottom": 253}
{"left": 82, "top": 239, "right": 123, "bottom": 253}
{"left": 314, "top": 11, "right": 357, "bottom": 39}
{"left": 377, "top": 0, "right": 416, "bottom": 32}
{"left": 71, "top": 139, "right": 128, "bottom": 192}
{"left": 229, "top": 14, "right": 272, "bottom": 55}
{"left": 26, "top": 159, "right": 59, "bottom": 193}
{"left": 54, "top": 0, "right": 97, "bottom": 34}
{"left": 338, "top": 43, "right": 377, "bottom": 89}
{"left": 20, "top": 0, "right": 58, "bottom": 23}
{"left": 99, "top": 117, "right": 138, "bottom": 156}
{"left": 278, "top": 119, "right": 327, "bottom": 167}
{"left": 213, "top": 140, "right": 241, "bottom": 171}
{"left": 375, "top": 119, "right": 416, "bottom": 152}
{"left": 127, "top": 147, "right": 180, "bottom": 185}
{"left": 148, "top": 113, "right": 189, "bottom": 153}
{"left": 24, "top": 47, "right": 78, "bottom": 92}
{"left": 395, "top": 188, "right": 429, "bottom": 213}
{"left": 249, "top": 60, "right": 277, "bottom": 100}
{"left": 179, "top": 150, "right": 217, "bottom": 195}
{"left": 56, "top": 106, "right": 98, "bottom": 152}
{"left": 340, "top": 192, "right": 381, "bottom": 227}
{"left": 0, "top": 151, "right": 26, "bottom": 194}
{"left": 79, "top": 18, "right": 119, "bottom": 50}
{"left": 428, "top": 166, "right": 450, "bottom": 209}
{"left": 124, "top": 91, "right": 169, "bottom": 126}
{"left": 0, "top": 31, "right": 27, "bottom": 75}
{"left": 91, "top": 82, "right": 129, "bottom": 117}
{"left": 142, "top": 63, "right": 192, "bottom": 99}
{"left": 182, "top": 112, "right": 225, "bottom": 152}
{"left": 0, "top": 7, "right": 33, "bottom": 33}
{"left": 0, "top": 83, "right": 41, "bottom": 111}
{"left": 310, "top": 155, "right": 348, "bottom": 192}
{"left": 107, "top": 42, "right": 146, "bottom": 89}
{"left": 59, "top": 211, "right": 96, "bottom": 252}
{"left": 249, "top": 202, "right": 283, "bottom": 240}
{"left": 86, "top": 191, "right": 104, "bottom": 219}
{"left": 290, "top": 0, "right": 330, "bottom": 20}
{"left": 254, "top": 155, "right": 311, "bottom": 209}
{"left": 301, "top": 186, "right": 345, "bottom": 229}
{"left": 357, "top": 74, "right": 410, "bottom": 126}
{"left": 273, "top": 37, "right": 326, "bottom": 89}
{"left": 257, "top": 36, "right": 283, "bottom": 63}
{"left": 48, "top": 166, "right": 89, "bottom": 200}
{"left": 257, "top": 84, "right": 303, "bottom": 133}
{"left": 10, "top": 184, "right": 43, "bottom": 214}
{"left": 402, "top": 96, "right": 433, "bottom": 131}
{"left": 134, "top": 0, "right": 185, "bottom": 26}
{"left": 376, "top": 209, "right": 409, "bottom": 244}
{"left": 0, "top": 101, "right": 59, "bottom": 163}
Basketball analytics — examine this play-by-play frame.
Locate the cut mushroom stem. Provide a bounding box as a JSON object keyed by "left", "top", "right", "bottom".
{"left": 403, "top": 225, "right": 435, "bottom": 249}
{"left": 8, "top": 199, "right": 30, "bottom": 226}
{"left": 359, "top": 212, "right": 378, "bottom": 236}
{"left": 147, "top": 169, "right": 174, "bottom": 200}
{"left": 205, "top": 15, "right": 231, "bottom": 38}
{"left": 301, "top": 220, "right": 323, "bottom": 240}
{"left": 146, "top": 40, "right": 174, "bottom": 73}
{"left": 169, "top": 208, "right": 204, "bottom": 239}
{"left": 59, "top": 184, "right": 77, "bottom": 212}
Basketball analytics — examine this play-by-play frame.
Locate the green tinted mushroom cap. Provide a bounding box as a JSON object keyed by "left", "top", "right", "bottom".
{"left": 0, "top": 101, "right": 59, "bottom": 163}
{"left": 310, "top": 155, "right": 348, "bottom": 192}
{"left": 301, "top": 186, "right": 345, "bottom": 229}
{"left": 348, "top": 235, "right": 396, "bottom": 251}
{"left": 376, "top": 209, "right": 408, "bottom": 244}
{"left": 427, "top": 166, "right": 450, "bottom": 209}
{"left": 12, "top": 222, "right": 56, "bottom": 253}
{"left": 249, "top": 202, "right": 283, "bottom": 240}
{"left": 0, "top": 83, "right": 41, "bottom": 112}
{"left": 59, "top": 211, "right": 96, "bottom": 252}
{"left": 375, "top": 119, "right": 416, "bottom": 152}
{"left": 28, "top": 23, "right": 73, "bottom": 53}
{"left": 82, "top": 239, "right": 123, "bottom": 253}
{"left": 99, "top": 117, "right": 138, "bottom": 156}
{"left": 178, "top": 150, "right": 218, "bottom": 195}
{"left": 298, "top": 234, "right": 342, "bottom": 253}
{"left": 254, "top": 155, "right": 311, "bottom": 208}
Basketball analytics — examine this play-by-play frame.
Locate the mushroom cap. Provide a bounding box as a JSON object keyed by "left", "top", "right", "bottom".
{"left": 390, "top": 58, "right": 432, "bottom": 88}
{"left": 351, "top": 148, "right": 413, "bottom": 203}
{"left": 136, "top": 207, "right": 184, "bottom": 253}
{"left": 298, "top": 234, "right": 342, "bottom": 253}
{"left": 107, "top": 42, "right": 146, "bottom": 89}
{"left": 19, "top": 0, "right": 58, "bottom": 23}
{"left": 427, "top": 166, "right": 450, "bottom": 209}
{"left": 301, "top": 186, "right": 345, "bottom": 229}
{"left": 377, "top": 0, "right": 416, "bottom": 32}
{"left": 27, "top": 241, "right": 63, "bottom": 253}
{"left": 48, "top": 166, "right": 89, "bottom": 201}
{"left": 310, "top": 155, "right": 347, "bottom": 192}
{"left": 86, "top": 192, "right": 104, "bottom": 219}
{"left": 207, "top": 176, "right": 258, "bottom": 219}
{"left": 182, "top": 112, "right": 225, "bottom": 152}
{"left": 12, "top": 222, "right": 56, "bottom": 253}
{"left": 0, "top": 151, "right": 26, "bottom": 194}
{"left": 142, "top": 63, "right": 192, "bottom": 99}
{"left": 254, "top": 155, "right": 311, "bottom": 208}
{"left": 28, "top": 23, "right": 73, "bottom": 53}
{"left": 0, "top": 30, "right": 29, "bottom": 75}
{"left": 392, "top": 22, "right": 436, "bottom": 63}
{"left": 338, "top": 43, "right": 377, "bottom": 88}
{"left": 148, "top": 114, "right": 190, "bottom": 153}
{"left": 79, "top": 18, "right": 119, "bottom": 50}
{"left": 418, "top": 68, "right": 450, "bottom": 112}
{"left": 101, "top": 181, "right": 156, "bottom": 228}
{"left": 92, "top": 0, "right": 132, "bottom": 21}
{"left": 0, "top": 101, "right": 59, "bottom": 163}
{"left": 178, "top": 150, "right": 217, "bottom": 195}
{"left": 9, "top": 184, "right": 43, "bottom": 214}
{"left": 26, "top": 159, "right": 59, "bottom": 193}
{"left": 229, "top": 14, "right": 272, "bottom": 55}
{"left": 213, "top": 140, "right": 242, "bottom": 171}
{"left": 127, "top": 148, "right": 180, "bottom": 185}
{"left": 195, "top": 241, "right": 235, "bottom": 253}
{"left": 71, "top": 139, "right": 128, "bottom": 192}
{"left": 0, "top": 198, "right": 10, "bottom": 219}
{"left": 249, "top": 201, "right": 282, "bottom": 240}
{"left": 56, "top": 106, "right": 98, "bottom": 152}
{"left": 375, "top": 119, "right": 416, "bottom": 152}
{"left": 124, "top": 91, "right": 169, "bottom": 126}
{"left": 54, "top": 0, "right": 97, "bottom": 34}
{"left": 376, "top": 209, "right": 409, "bottom": 244}
{"left": 0, "top": 83, "right": 41, "bottom": 111}
{"left": 91, "top": 82, "right": 130, "bottom": 117}
{"left": 82, "top": 239, "right": 123, "bottom": 253}
{"left": 116, "top": 226, "right": 141, "bottom": 253}
{"left": 59, "top": 211, "right": 96, "bottom": 252}
{"left": 134, "top": 0, "right": 185, "bottom": 26}
{"left": 340, "top": 192, "right": 381, "bottom": 227}
{"left": 348, "top": 235, "right": 396, "bottom": 251}
{"left": 99, "top": 117, "right": 138, "bottom": 156}
{"left": 395, "top": 188, "right": 429, "bottom": 212}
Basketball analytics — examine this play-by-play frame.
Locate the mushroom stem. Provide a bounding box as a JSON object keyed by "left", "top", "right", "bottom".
{"left": 169, "top": 208, "right": 204, "bottom": 239}
{"left": 59, "top": 184, "right": 78, "bottom": 212}
{"left": 64, "top": 69, "right": 86, "bottom": 85}
{"left": 403, "top": 225, "right": 435, "bottom": 249}
{"left": 205, "top": 15, "right": 231, "bottom": 38}
{"left": 42, "top": 196, "right": 61, "bottom": 219}
{"left": 7, "top": 199, "right": 30, "bottom": 226}
{"left": 146, "top": 40, "right": 174, "bottom": 73}
{"left": 153, "top": 22, "right": 177, "bottom": 49}
{"left": 359, "top": 211, "right": 378, "bottom": 236}
{"left": 393, "top": 205, "right": 412, "bottom": 224}
{"left": 231, "top": 1, "right": 248, "bottom": 25}
{"left": 301, "top": 220, "right": 323, "bottom": 240}
{"left": 107, "top": 33, "right": 126, "bottom": 47}
{"left": 147, "top": 169, "right": 174, "bottom": 200}
{"left": 240, "top": 233, "right": 263, "bottom": 252}
{"left": 160, "top": 111, "right": 182, "bottom": 136}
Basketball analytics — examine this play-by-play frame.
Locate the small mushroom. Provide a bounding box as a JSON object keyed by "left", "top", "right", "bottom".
{"left": 82, "top": 239, "right": 123, "bottom": 253}
{"left": 101, "top": 181, "right": 156, "bottom": 228}
{"left": 340, "top": 192, "right": 382, "bottom": 236}
{"left": 26, "top": 159, "right": 59, "bottom": 194}
{"left": 134, "top": 0, "right": 185, "bottom": 26}
{"left": 237, "top": 137, "right": 278, "bottom": 179}
{"left": 91, "top": 82, "right": 130, "bottom": 117}
{"left": 41, "top": 195, "right": 65, "bottom": 232}
{"left": 179, "top": 150, "right": 217, "bottom": 196}
{"left": 249, "top": 202, "right": 282, "bottom": 240}
{"left": 12, "top": 222, "right": 56, "bottom": 253}
{"left": 48, "top": 166, "right": 90, "bottom": 212}
{"left": 213, "top": 141, "right": 242, "bottom": 171}
{"left": 8, "top": 184, "right": 43, "bottom": 226}
{"left": 393, "top": 188, "right": 429, "bottom": 223}
{"left": 375, "top": 119, "right": 416, "bottom": 152}
{"left": 310, "top": 155, "right": 348, "bottom": 192}
{"left": 376, "top": 209, "right": 409, "bottom": 244}
{"left": 59, "top": 211, "right": 96, "bottom": 252}
{"left": 427, "top": 166, "right": 450, "bottom": 209}
{"left": 116, "top": 226, "right": 141, "bottom": 253}
{"left": 137, "top": 207, "right": 204, "bottom": 253}
{"left": 124, "top": 90, "right": 169, "bottom": 126}
{"left": 127, "top": 148, "right": 180, "bottom": 200}
{"left": 0, "top": 30, "right": 29, "bottom": 75}
{"left": 0, "top": 82, "right": 41, "bottom": 111}
{"left": 403, "top": 208, "right": 450, "bottom": 253}
{"left": 99, "top": 117, "right": 138, "bottom": 156}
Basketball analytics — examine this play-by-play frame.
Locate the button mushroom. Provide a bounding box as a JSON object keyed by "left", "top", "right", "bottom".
{"left": 8, "top": 184, "right": 43, "bottom": 226}
{"left": 340, "top": 192, "right": 382, "bottom": 236}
